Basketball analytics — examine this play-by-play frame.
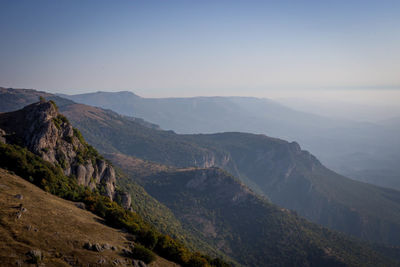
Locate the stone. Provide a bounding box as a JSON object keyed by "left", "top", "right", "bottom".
{"left": 119, "top": 191, "right": 132, "bottom": 210}
{"left": 112, "top": 258, "right": 122, "bottom": 265}
{"left": 93, "top": 243, "right": 103, "bottom": 252}
{"left": 14, "top": 194, "right": 23, "bottom": 200}
{"left": 102, "top": 243, "right": 111, "bottom": 250}
{"left": 0, "top": 128, "right": 6, "bottom": 144}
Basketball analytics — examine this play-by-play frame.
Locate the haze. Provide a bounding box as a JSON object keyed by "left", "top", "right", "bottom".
{"left": 0, "top": 1, "right": 399, "bottom": 96}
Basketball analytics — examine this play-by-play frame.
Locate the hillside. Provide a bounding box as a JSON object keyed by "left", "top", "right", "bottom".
{"left": 0, "top": 101, "right": 232, "bottom": 266}
{"left": 0, "top": 168, "right": 178, "bottom": 267}
{"left": 107, "top": 153, "right": 398, "bottom": 267}
{"left": 61, "top": 90, "right": 400, "bottom": 191}
{"left": 184, "top": 133, "right": 400, "bottom": 246}
{"left": 2, "top": 88, "right": 400, "bottom": 247}
{"left": 44, "top": 96, "right": 400, "bottom": 246}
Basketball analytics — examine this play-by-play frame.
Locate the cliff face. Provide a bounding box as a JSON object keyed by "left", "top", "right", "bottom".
{"left": 0, "top": 101, "right": 118, "bottom": 201}
{"left": 187, "top": 133, "right": 400, "bottom": 246}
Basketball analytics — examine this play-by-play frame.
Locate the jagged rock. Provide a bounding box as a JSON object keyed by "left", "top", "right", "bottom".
{"left": 98, "top": 258, "right": 106, "bottom": 264}
{"left": 15, "top": 212, "right": 22, "bottom": 219}
{"left": 14, "top": 194, "right": 23, "bottom": 199}
{"left": 0, "top": 101, "right": 128, "bottom": 203}
{"left": 119, "top": 191, "right": 132, "bottom": 210}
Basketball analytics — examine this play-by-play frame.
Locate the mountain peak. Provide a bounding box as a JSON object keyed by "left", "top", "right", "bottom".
{"left": 0, "top": 100, "right": 120, "bottom": 202}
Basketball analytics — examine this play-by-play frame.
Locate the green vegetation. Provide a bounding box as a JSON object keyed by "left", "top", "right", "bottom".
{"left": 132, "top": 244, "right": 156, "bottom": 264}
{"left": 0, "top": 142, "right": 229, "bottom": 267}
{"left": 139, "top": 167, "right": 396, "bottom": 267}
{"left": 52, "top": 114, "right": 69, "bottom": 130}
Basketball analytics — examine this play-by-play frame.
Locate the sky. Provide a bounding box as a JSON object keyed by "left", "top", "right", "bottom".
{"left": 0, "top": 0, "right": 399, "bottom": 103}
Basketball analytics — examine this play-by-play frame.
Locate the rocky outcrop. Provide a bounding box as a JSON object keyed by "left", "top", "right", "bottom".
{"left": 0, "top": 128, "right": 6, "bottom": 144}
{"left": 119, "top": 191, "right": 132, "bottom": 210}
{"left": 0, "top": 101, "right": 120, "bottom": 201}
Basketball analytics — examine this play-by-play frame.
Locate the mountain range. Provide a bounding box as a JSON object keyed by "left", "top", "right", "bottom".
{"left": 60, "top": 90, "right": 400, "bottom": 191}
{"left": 1, "top": 87, "right": 400, "bottom": 266}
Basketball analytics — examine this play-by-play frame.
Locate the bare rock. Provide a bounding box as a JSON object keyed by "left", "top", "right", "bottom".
{"left": 14, "top": 194, "right": 23, "bottom": 200}
{"left": 0, "top": 128, "right": 6, "bottom": 143}
{"left": 102, "top": 243, "right": 111, "bottom": 250}
{"left": 93, "top": 243, "right": 103, "bottom": 252}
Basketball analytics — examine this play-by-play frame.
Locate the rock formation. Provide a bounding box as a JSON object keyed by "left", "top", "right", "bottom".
{"left": 0, "top": 101, "right": 125, "bottom": 202}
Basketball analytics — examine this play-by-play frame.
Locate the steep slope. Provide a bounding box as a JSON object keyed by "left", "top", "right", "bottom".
{"left": 106, "top": 154, "right": 398, "bottom": 267}
{"left": 185, "top": 133, "right": 400, "bottom": 246}
{"left": 61, "top": 90, "right": 400, "bottom": 191}
{"left": 0, "top": 168, "right": 177, "bottom": 267}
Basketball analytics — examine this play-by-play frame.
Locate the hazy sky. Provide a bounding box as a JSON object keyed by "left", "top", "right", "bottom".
{"left": 0, "top": 0, "right": 399, "bottom": 102}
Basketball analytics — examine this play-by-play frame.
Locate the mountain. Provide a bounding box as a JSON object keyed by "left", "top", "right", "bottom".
{"left": 107, "top": 154, "right": 397, "bottom": 267}
{"left": 61, "top": 90, "right": 400, "bottom": 191}
{"left": 2, "top": 88, "right": 400, "bottom": 265}
{"left": 44, "top": 93, "right": 400, "bottom": 246}
{"left": 183, "top": 133, "right": 400, "bottom": 246}
{"left": 0, "top": 100, "right": 232, "bottom": 266}
{"left": 0, "top": 168, "right": 177, "bottom": 267}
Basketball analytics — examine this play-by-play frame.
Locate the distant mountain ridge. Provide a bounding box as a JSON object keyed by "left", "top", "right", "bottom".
{"left": 61, "top": 90, "right": 400, "bottom": 191}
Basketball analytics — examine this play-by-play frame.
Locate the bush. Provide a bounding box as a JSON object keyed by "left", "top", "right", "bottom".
{"left": 132, "top": 244, "right": 157, "bottom": 264}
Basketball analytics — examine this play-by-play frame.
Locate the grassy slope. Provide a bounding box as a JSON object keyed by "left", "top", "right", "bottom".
{"left": 0, "top": 168, "right": 178, "bottom": 267}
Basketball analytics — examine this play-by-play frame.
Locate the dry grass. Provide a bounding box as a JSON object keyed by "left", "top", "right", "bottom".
{"left": 0, "top": 168, "right": 179, "bottom": 267}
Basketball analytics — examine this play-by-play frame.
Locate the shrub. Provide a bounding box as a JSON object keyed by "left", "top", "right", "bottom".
{"left": 132, "top": 244, "right": 157, "bottom": 264}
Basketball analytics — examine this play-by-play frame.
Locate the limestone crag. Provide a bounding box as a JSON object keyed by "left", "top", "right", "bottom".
{"left": 0, "top": 101, "right": 118, "bottom": 200}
